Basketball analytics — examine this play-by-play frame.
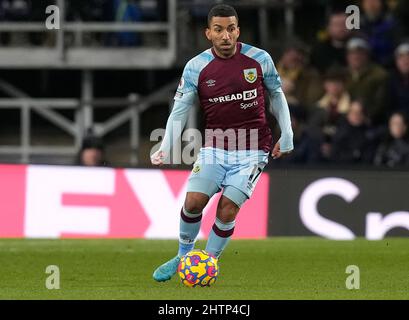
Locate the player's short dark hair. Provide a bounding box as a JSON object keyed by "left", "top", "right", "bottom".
{"left": 207, "top": 4, "right": 239, "bottom": 26}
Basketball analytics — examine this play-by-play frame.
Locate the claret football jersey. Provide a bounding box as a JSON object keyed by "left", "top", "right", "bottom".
{"left": 174, "top": 42, "right": 282, "bottom": 152}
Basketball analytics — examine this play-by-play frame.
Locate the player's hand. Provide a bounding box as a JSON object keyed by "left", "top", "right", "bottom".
{"left": 271, "top": 142, "right": 292, "bottom": 160}
{"left": 151, "top": 150, "right": 166, "bottom": 166}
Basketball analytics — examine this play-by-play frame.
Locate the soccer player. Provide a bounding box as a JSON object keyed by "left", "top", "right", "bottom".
{"left": 151, "top": 4, "right": 294, "bottom": 282}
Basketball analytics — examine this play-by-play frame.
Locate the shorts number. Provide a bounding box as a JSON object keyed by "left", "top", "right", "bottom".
{"left": 247, "top": 163, "right": 265, "bottom": 189}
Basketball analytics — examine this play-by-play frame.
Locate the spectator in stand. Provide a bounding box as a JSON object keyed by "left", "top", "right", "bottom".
{"left": 76, "top": 132, "right": 107, "bottom": 167}
{"left": 345, "top": 37, "right": 389, "bottom": 125}
{"left": 277, "top": 106, "right": 321, "bottom": 164}
{"left": 0, "top": 0, "right": 31, "bottom": 45}
{"left": 359, "top": 0, "right": 401, "bottom": 67}
{"left": 374, "top": 112, "right": 409, "bottom": 167}
{"left": 388, "top": 41, "right": 409, "bottom": 118}
{"left": 277, "top": 43, "right": 324, "bottom": 113}
{"left": 113, "top": 0, "right": 142, "bottom": 46}
{"left": 98, "top": 0, "right": 143, "bottom": 46}
{"left": 280, "top": 69, "right": 310, "bottom": 114}
{"left": 331, "top": 100, "right": 378, "bottom": 164}
{"left": 67, "top": 0, "right": 112, "bottom": 21}
{"left": 309, "top": 67, "right": 351, "bottom": 135}
{"left": 29, "top": 0, "right": 54, "bottom": 46}
{"left": 308, "top": 67, "right": 351, "bottom": 161}
{"left": 394, "top": 0, "right": 409, "bottom": 35}
{"left": 0, "top": 0, "right": 31, "bottom": 22}
{"left": 311, "top": 11, "right": 351, "bottom": 73}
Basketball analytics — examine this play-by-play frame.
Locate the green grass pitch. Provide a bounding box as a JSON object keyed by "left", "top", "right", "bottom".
{"left": 0, "top": 238, "right": 408, "bottom": 300}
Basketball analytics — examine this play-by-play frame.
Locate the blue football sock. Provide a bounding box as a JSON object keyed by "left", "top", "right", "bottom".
{"left": 178, "top": 207, "right": 202, "bottom": 258}
{"left": 205, "top": 218, "right": 236, "bottom": 259}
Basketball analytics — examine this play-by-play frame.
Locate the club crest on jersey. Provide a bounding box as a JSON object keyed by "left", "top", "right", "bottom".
{"left": 243, "top": 68, "right": 257, "bottom": 83}
{"left": 192, "top": 165, "right": 200, "bottom": 174}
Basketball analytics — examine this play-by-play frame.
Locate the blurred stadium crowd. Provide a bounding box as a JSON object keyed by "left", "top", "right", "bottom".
{"left": 273, "top": 0, "right": 409, "bottom": 168}
{"left": 0, "top": 0, "right": 166, "bottom": 23}
{"left": 0, "top": 0, "right": 409, "bottom": 168}
{"left": 0, "top": 0, "right": 167, "bottom": 46}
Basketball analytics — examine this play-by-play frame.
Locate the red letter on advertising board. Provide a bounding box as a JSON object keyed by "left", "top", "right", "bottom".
{"left": 0, "top": 164, "right": 26, "bottom": 237}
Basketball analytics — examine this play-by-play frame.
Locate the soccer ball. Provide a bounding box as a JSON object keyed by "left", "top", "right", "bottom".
{"left": 178, "top": 249, "right": 219, "bottom": 287}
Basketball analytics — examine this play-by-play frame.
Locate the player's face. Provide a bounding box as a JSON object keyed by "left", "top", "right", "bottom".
{"left": 206, "top": 16, "right": 240, "bottom": 58}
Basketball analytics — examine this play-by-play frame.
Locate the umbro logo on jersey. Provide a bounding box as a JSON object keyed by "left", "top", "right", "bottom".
{"left": 206, "top": 79, "right": 216, "bottom": 87}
